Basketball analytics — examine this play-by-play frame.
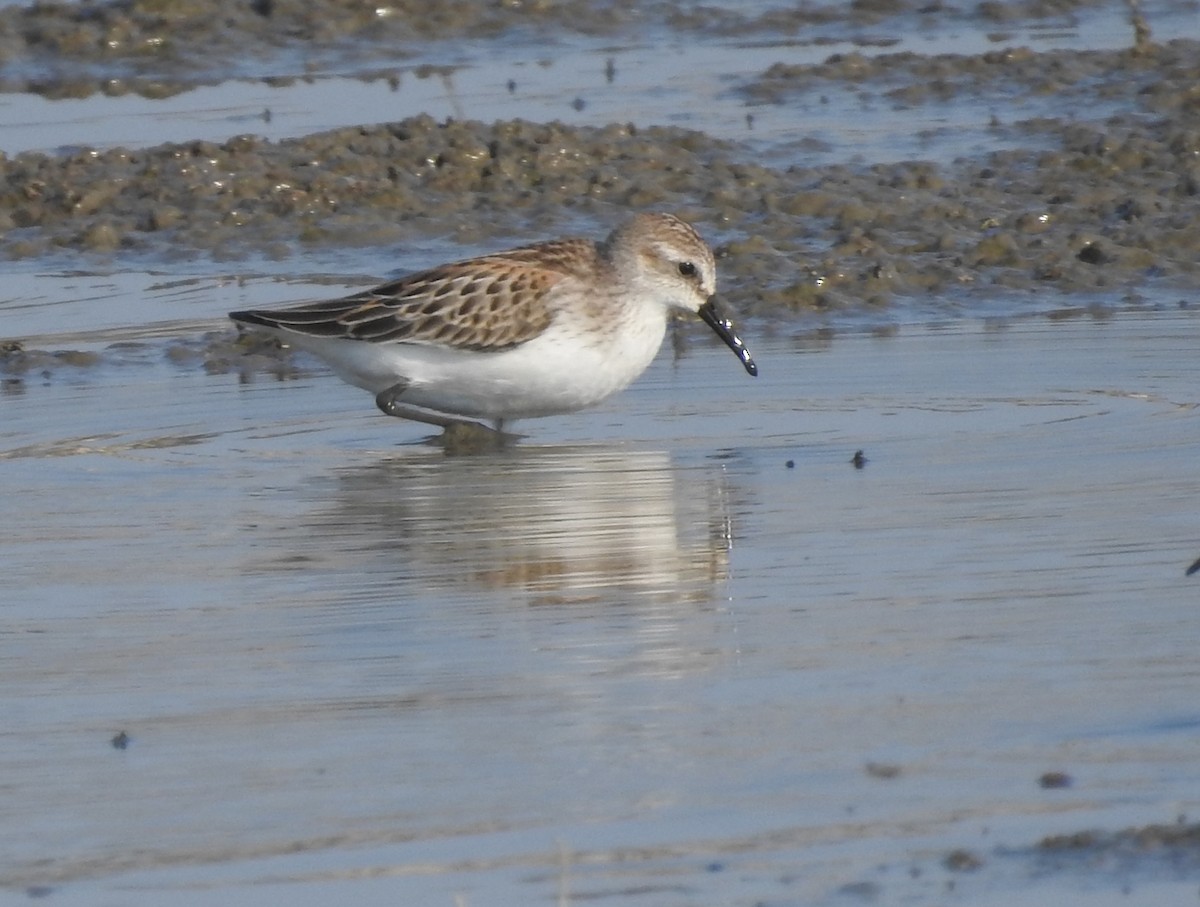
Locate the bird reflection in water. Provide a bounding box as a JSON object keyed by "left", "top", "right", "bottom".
{"left": 297, "top": 446, "right": 741, "bottom": 606}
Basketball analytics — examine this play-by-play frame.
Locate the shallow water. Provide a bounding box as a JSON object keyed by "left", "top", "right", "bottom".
{"left": 3, "top": 308, "right": 1198, "bottom": 904}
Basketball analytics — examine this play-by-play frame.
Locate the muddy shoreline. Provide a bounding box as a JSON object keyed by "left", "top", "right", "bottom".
{"left": 2, "top": 0, "right": 1198, "bottom": 402}
{"left": 0, "top": 0, "right": 1152, "bottom": 96}
{"left": 3, "top": 0, "right": 1199, "bottom": 325}
{"left": 5, "top": 40, "right": 1200, "bottom": 308}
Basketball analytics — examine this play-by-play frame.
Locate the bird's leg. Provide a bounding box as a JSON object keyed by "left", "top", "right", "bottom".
{"left": 374, "top": 382, "right": 522, "bottom": 447}
{"left": 375, "top": 383, "right": 467, "bottom": 429}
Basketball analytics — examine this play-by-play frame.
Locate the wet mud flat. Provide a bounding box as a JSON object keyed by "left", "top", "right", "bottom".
{"left": 1, "top": 3, "right": 1199, "bottom": 331}
{"left": 3, "top": 0, "right": 1180, "bottom": 89}
{"left": 2, "top": 1, "right": 1200, "bottom": 904}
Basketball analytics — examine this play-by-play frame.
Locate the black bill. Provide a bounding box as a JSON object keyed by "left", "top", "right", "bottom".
{"left": 698, "top": 298, "right": 758, "bottom": 377}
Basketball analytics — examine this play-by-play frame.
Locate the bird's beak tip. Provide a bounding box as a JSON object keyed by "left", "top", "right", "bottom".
{"left": 699, "top": 298, "right": 758, "bottom": 377}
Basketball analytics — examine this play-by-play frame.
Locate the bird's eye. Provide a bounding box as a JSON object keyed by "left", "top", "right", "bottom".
{"left": 677, "top": 261, "right": 698, "bottom": 279}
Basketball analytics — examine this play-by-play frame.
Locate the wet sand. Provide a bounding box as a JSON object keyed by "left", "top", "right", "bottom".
{"left": 2, "top": 1, "right": 1200, "bottom": 904}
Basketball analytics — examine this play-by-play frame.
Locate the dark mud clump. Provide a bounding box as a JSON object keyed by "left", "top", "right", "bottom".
{"left": 186, "top": 328, "right": 311, "bottom": 383}
{"left": 1035, "top": 820, "right": 1200, "bottom": 876}
{"left": 0, "top": 116, "right": 764, "bottom": 263}
{"left": 0, "top": 340, "right": 101, "bottom": 383}
{"left": 0, "top": 330, "right": 310, "bottom": 385}
{"left": 741, "top": 41, "right": 1180, "bottom": 108}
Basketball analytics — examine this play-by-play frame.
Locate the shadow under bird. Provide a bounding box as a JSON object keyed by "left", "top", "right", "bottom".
{"left": 229, "top": 212, "right": 757, "bottom": 437}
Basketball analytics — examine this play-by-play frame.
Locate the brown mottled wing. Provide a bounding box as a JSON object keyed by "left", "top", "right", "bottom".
{"left": 235, "top": 238, "right": 598, "bottom": 352}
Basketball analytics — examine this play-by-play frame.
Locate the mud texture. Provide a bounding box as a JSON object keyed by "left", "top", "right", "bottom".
{"left": 3, "top": 2, "right": 1200, "bottom": 389}
{"left": 0, "top": 0, "right": 1131, "bottom": 98}
{"left": 4, "top": 38, "right": 1200, "bottom": 316}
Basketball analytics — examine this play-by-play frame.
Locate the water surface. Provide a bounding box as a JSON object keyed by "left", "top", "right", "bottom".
{"left": 4, "top": 311, "right": 1198, "bottom": 904}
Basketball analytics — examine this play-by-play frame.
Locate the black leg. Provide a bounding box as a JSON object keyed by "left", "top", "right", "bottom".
{"left": 376, "top": 382, "right": 460, "bottom": 428}
{"left": 374, "top": 382, "right": 523, "bottom": 448}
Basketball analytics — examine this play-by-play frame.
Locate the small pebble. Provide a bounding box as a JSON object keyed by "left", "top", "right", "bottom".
{"left": 943, "top": 849, "right": 983, "bottom": 872}
{"left": 1039, "top": 771, "right": 1072, "bottom": 789}
{"left": 865, "top": 761, "right": 901, "bottom": 779}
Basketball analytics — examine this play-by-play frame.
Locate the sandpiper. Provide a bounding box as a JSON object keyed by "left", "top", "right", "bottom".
{"left": 229, "top": 212, "right": 757, "bottom": 436}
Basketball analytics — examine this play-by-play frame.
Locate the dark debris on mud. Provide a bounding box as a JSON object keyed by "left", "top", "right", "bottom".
{"left": 1032, "top": 821, "right": 1200, "bottom": 876}
{"left": 1040, "top": 820, "right": 1200, "bottom": 853}
{"left": 832, "top": 818, "right": 1200, "bottom": 903}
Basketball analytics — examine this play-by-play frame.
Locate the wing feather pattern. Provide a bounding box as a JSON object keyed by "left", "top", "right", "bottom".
{"left": 231, "top": 238, "right": 598, "bottom": 352}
